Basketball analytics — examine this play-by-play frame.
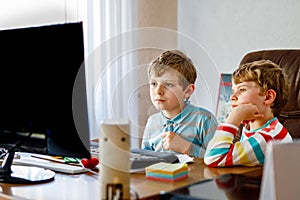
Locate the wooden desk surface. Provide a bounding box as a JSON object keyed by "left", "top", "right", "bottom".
{"left": 0, "top": 158, "right": 262, "bottom": 200}
{"left": 132, "top": 158, "right": 263, "bottom": 199}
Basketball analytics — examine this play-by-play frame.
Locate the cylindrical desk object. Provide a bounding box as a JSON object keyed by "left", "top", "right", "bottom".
{"left": 99, "top": 120, "right": 130, "bottom": 200}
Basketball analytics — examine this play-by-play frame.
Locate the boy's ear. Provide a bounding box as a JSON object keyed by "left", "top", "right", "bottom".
{"left": 185, "top": 84, "right": 195, "bottom": 99}
{"left": 264, "top": 89, "right": 276, "bottom": 105}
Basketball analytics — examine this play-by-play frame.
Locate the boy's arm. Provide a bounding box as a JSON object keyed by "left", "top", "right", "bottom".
{"left": 203, "top": 104, "right": 266, "bottom": 166}
{"left": 141, "top": 137, "right": 151, "bottom": 150}
{"left": 164, "top": 115, "right": 217, "bottom": 158}
{"left": 189, "top": 115, "right": 218, "bottom": 157}
{"left": 161, "top": 131, "right": 191, "bottom": 154}
{"left": 142, "top": 129, "right": 157, "bottom": 151}
{"left": 141, "top": 119, "right": 153, "bottom": 151}
{"left": 204, "top": 123, "right": 246, "bottom": 167}
{"left": 203, "top": 120, "right": 291, "bottom": 167}
{"left": 226, "top": 104, "right": 264, "bottom": 127}
{"left": 162, "top": 115, "right": 218, "bottom": 158}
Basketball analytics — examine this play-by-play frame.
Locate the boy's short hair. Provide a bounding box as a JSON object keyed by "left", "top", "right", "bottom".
{"left": 232, "top": 59, "right": 289, "bottom": 117}
{"left": 148, "top": 50, "right": 197, "bottom": 89}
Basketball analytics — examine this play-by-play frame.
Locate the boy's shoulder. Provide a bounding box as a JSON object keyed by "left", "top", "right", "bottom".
{"left": 146, "top": 104, "right": 217, "bottom": 122}
{"left": 187, "top": 103, "right": 215, "bottom": 115}
{"left": 187, "top": 104, "right": 218, "bottom": 125}
{"left": 147, "top": 112, "right": 161, "bottom": 120}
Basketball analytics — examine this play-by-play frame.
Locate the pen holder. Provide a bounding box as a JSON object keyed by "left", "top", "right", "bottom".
{"left": 99, "top": 120, "right": 130, "bottom": 200}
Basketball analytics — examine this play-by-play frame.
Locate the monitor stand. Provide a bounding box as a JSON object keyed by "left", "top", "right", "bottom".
{"left": 0, "top": 150, "right": 55, "bottom": 184}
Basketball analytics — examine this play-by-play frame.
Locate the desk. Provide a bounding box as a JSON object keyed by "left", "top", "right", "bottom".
{"left": 0, "top": 158, "right": 262, "bottom": 200}
{"left": 132, "top": 158, "right": 263, "bottom": 199}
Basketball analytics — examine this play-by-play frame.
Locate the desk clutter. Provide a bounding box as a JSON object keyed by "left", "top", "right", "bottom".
{"left": 12, "top": 152, "right": 87, "bottom": 174}
{"left": 145, "top": 162, "right": 188, "bottom": 182}
{"left": 130, "top": 148, "right": 179, "bottom": 172}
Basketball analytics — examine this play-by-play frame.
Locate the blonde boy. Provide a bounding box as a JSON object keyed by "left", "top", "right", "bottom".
{"left": 204, "top": 60, "right": 293, "bottom": 167}
{"left": 142, "top": 50, "right": 218, "bottom": 157}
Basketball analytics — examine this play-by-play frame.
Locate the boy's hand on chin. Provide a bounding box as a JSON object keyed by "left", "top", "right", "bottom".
{"left": 226, "top": 104, "right": 264, "bottom": 127}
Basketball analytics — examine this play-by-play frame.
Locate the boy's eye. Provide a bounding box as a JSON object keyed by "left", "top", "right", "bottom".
{"left": 232, "top": 88, "right": 246, "bottom": 94}
{"left": 164, "top": 83, "right": 173, "bottom": 87}
{"left": 239, "top": 88, "right": 246, "bottom": 93}
{"left": 150, "top": 82, "right": 157, "bottom": 87}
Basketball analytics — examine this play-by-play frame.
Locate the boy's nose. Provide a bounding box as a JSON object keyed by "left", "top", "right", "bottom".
{"left": 230, "top": 93, "right": 237, "bottom": 101}
{"left": 156, "top": 85, "right": 164, "bottom": 95}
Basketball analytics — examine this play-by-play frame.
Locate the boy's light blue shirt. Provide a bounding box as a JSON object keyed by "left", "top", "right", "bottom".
{"left": 141, "top": 101, "right": 218, "bottom": 158}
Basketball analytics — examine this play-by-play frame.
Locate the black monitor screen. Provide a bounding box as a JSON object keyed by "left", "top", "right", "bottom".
{"left": 0, "top": 22, "right": 90, "bottom": 159}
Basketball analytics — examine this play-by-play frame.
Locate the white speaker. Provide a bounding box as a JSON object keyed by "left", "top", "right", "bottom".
{"left": 99, "top": 120, "right": 131, "bottom": 200}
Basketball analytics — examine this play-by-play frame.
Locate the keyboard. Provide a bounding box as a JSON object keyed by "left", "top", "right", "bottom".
{"left": 130, "top": 148, "right": 179, "bottom": 172}
{"left": 13, "top": 153, "right": 86, "bottom": 174}
{"left": 90, "top": 146, "right": 179, "bottom": 172}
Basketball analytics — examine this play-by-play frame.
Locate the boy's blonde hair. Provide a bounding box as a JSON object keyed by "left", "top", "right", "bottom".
{"left": 148, "top": 50, "right": 197, "bottom": 89}
{"left": 232, "top": 59, "right": 289, "bottom": 117}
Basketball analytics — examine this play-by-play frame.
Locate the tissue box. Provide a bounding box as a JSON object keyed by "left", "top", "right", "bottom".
{"left": 145, "top": 162, "right": 188, "bottom": 182}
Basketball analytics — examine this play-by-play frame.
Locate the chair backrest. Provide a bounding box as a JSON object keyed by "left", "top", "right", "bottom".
{"left": 239, "top": 49, "right": 300, "bottom": 139}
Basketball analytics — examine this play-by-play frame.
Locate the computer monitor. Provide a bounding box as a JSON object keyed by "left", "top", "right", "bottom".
{"left": 0, "top": 22, "right": 90, "bottom": 183}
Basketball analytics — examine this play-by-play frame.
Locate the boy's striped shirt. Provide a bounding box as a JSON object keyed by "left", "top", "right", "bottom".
{"left": 204, "top": 117, "right": 292, "bottom": 167}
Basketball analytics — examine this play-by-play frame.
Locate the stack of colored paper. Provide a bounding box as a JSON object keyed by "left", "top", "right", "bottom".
{"left": 145, "top": 162, "right": 188, "bottom": 182}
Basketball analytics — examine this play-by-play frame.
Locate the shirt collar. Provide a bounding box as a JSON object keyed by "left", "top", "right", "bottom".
{"left": 161, "top": 101, "right": 194, "bottom": 127}
{"left": 243, "top": 117, "right": 277, "bottom": 133}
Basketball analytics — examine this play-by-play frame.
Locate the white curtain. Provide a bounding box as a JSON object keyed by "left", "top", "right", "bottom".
{"left": 85, "top": 0, "right": 139, "bottom": 146}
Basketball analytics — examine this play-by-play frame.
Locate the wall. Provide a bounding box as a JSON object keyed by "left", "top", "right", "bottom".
{"left": 178, "top": 0, "right": 300, "bottom": 114}
{"left": 0, "top": 0, "right": 86, "bottom": 54}
{"left": 0, "top": 0, "right": 84, "bottom": 30}
{"left": 136, "top": 0, "right": 178, "bottom": 145}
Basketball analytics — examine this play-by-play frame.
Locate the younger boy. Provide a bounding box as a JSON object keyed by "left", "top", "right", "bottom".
{"left": 142, "top": 50, "right": 218, "bottom": 158}
{"left": 204, "top": 60, "right": 293, "bottom": 167}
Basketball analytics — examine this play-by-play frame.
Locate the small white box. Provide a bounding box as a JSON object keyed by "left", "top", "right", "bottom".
{"left": 260, "top": 140, "right": 300, "bottom": 200}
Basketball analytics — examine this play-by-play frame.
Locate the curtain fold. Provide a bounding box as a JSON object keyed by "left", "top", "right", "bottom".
{"left": 85, "top": 0, "right": 138, "bottom": 146}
